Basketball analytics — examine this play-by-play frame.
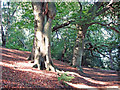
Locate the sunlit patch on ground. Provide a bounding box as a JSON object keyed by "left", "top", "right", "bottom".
{"left": 64, "top": 81, "right": 119, "bottom": 89}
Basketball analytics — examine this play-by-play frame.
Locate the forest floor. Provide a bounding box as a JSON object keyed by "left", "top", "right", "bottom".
{"left": 0, "top": 47, "right": 120, "bottom": 89}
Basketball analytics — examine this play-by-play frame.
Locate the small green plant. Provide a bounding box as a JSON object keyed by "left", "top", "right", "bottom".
{"left": 58, "top": 73, "right": 74, "bottom": 82}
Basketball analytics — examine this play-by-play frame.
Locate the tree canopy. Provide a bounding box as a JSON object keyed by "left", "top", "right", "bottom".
{"left": 1, "top": 1, "right": 120, "bottom": 71}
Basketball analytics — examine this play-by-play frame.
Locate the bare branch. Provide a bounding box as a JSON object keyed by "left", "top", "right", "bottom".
{"left": 87, "top": 43, "right": 110, "bottom": 59}
{"left": 11, "top": 5, "right": 19, "bottom": 18}
{"left": 106, "top": 0, "right": 114, "bottom": 7}
{"left": 77, "top": 1, "right": 82, "bottom": 19}
{"left": 94, "top": 47, "right": 110, "bottom": 59}
{"left": 95, "top": 0, "right": 114, "bottom": 17}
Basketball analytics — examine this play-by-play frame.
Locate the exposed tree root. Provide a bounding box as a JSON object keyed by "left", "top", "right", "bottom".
{"left": 32, "top": 64, "right": 38, "bottom": 68}
{"left": 27, "top": 54, "right": 32, "bottom": 60}
{"left": 32, "top": 61, "right": 84, "bottom": 76}
{"left": 32, "top": 62, "right": 62, "bottom": 72}
{"left": 30, "top": 60, "right": 34, "bottom": 63}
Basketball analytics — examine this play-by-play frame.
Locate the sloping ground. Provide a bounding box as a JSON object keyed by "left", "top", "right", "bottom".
{"left": 0, "top": 47, "right": 120, "bottom": 89}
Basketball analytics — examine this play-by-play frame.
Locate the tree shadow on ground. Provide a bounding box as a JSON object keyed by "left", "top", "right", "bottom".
{"left": 53, "top": 60, "right": 119, "bottom": 88}
{"left": 0, "top": 48, "right": 72, "bottom": 88}
{"left": 2, "top": 66, "right": 66, "bottom": 88}
{"left": 1, "top": 47, "right": 30, "bottom": 58}
{"left": 1, "top": 47, "right": 119, "bottom": 89}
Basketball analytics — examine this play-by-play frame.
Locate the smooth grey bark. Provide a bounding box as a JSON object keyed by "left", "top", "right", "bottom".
{"left": 71, "top": 1, "right": 114, "bottom": 70}
{"left": 1, "top": 2, "right": 6, "bottom": 47}
{"left": 72, "top": 25, "right": 88, "bottom": 71}
{"left": 32, "top": 2, "right": 57, "bottom": 71}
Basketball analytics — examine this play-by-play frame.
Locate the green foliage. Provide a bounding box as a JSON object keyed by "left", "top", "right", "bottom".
{"left": 51, "top": 28, "right": 76, "bottom": 61}
{"left": 6, "top": 44, "right": 27, "bottom": 51}
{"left": 2, "top": 2, "right": 34, "bottom": 51}
{"left": 1, "top": 2, "right": 119, "bottom": 70}
{"left": 58, "top": 73, "right": 74, "bottom": 82}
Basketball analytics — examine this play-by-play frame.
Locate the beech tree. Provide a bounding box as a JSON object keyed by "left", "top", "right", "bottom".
{"left": 31, "top": 2, "right": 58, "bottom": 71}
{"left": 28, "top": 1, "right": 119, "bottom": 71}
{"left": 70, "top": 1, "right": 120, "bottom": 71}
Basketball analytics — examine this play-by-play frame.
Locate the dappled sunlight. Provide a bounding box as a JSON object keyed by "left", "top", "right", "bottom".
{"left": 53, "top": 59, "right": 119, "bottom": 87}
{"left": 2, "top": 53, "right": 27, "bottom": 60}
{"left": 0, "top": 61, "right": 16, "bottom": 68}
{"left": 54, "top": 63, "right": 119, "bottom": 87}
{"left": 64, "top": 81, "right": 95, "bottom": 88}
{"left": 1, "top": 61, "right": 56, "bottom": 78}
{"left": 16, "top": 68, "right": 57, "bottom": 77}
{"left": 64, "top": 66, "right": 77, "bottom": 70}
{"left": 84, "top": 70, "right": 118, "bottom": 76}
{"left": 1, "top": 47, "right": 119, "bottom": 88}
{"left": 15, "top": 62, "right": 33, "bottom": 68}
{"left": 2, "top": 66, "right": 60, "bottom": 88}
{"left": 83, "top": 67, "right": 95, "bottom": 70}
{"left": 54, "top": 63, "right": 66, "bottom": 67}
{"left": 1, "top": 47, "right": 30, "bottom": 55}
{"left": 65, "top": 81, "right": 119, "bottom": 89}
{"left": 1, "top": 60, "right": 57, "bottom": 78}
{"left": 0, "top": 61, "right": 33, "bottom": 69}
{"left": 75, "top": 74, "right": 111, "bottom": 85}
{"left": 1, "top": 47, "right": 30, "bottom": 59}
{"left": 53, "top": 60, "right": 75, "bottom": 70}
{"left": 62, "top": 71, "right": 111, "bottom": 85}
{"left": 83, "top": 67, "right": 117, "bottom": 73}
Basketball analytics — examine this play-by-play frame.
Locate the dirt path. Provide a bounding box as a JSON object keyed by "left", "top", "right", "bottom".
{"left": 0, "top": 47, "right": 120, "bottom": 89}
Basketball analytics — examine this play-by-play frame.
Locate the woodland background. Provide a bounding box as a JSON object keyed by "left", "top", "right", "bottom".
{"left": 1, "top": 1, "right": 120, "bottom": 71}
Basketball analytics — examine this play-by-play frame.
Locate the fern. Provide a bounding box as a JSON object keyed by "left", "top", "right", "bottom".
{"left": 58, "top": 73, "right": 74, "bottom": 82}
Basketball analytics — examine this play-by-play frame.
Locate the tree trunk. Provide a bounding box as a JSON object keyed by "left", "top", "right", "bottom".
{"left": 27, "top": 23, "right": 37, "bottom": 62}
{"left": 0, "top": 2, "right": 5, "bottom": 47}
{"left": 32, "top": 2, "right": 57, "bottom": 71}
{"left": 109, "top": 50, "right": 114, "bottom": 69}
{"left": 118, "top": 44, "right": 120, "bottom": 71}
{"left": 118, "top": 13, "right": 120, "bottom": 71}
{"left": 1, "top": 26, "right": 6, "bottom": 47}
{"left": 1, "top": 2, "right": 10, "bottom": 47}
{"left": 60, "top": 44, "right": 67, "bottom": 61}
{"left": 72, "top": 25, "right": 88, "bottom": 71}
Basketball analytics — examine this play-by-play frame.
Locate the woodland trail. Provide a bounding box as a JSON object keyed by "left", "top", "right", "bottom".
{"left": 0, "top": 47, "right": 120, "bottom": 89}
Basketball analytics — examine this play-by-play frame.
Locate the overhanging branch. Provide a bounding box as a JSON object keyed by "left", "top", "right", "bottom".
{"left": 88, "top": 22, "right": 120, "bottom": 33}
{"left": 52, "top": 20, "right": 74, "bottom": 32}
{"left": 86, "top": 42, "right": 110, "bottom": 59}
{"left": 93, "top": 1, "right": 114, "bottom": 19}
{"left": 78, "top": 1, "right": 82, "bottom": 19}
